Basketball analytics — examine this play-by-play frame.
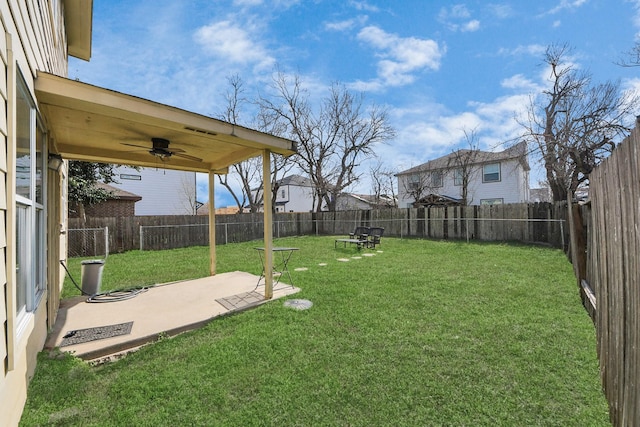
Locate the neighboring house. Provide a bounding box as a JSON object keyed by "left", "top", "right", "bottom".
{"left": 196, "top": 203, "right": 242, "bottom": 215}
{"left": 254, "top": 174, "right": 327, "bottom": 212}
{"left": 0, "top": 2, "right": 295, "bottom": 425}
{"left": 273, "top": 174, "right": 322, "bottom": 212}
{"left": 335, "top": 193, "right": 397, "bottom": 210}
{"left": 396, "top": 142, "right": 530, "bottom": 208}
{"left": 530, "top": 187, "right": 552, "bottom": 203}
{"left": 68, "top": 183, "right": 141, "bottom": 218}
{"left": 110, "top": 166, "right": 198, "bottom": 215}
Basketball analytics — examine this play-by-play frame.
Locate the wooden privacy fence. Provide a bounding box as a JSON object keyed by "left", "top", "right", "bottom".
{"left": 567, "top": 123, "right": 640, "bottom": 426}
{"left": 314, "top": 203, "right": 566, "bottom": 248}
{"left": 68, "top": 202, "right": 567, "bottom": 254}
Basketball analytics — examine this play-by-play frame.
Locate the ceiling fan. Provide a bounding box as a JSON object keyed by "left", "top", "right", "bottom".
{"left": 122, "top": 137, "right": 202, "bottom": 162}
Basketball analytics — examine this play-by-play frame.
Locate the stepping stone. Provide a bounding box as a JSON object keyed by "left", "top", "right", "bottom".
{"left": 337, "top": 258, "right": 350, "bottom": 262}
{"left": 318, "top": 263, "right": 328, "bottom": 266}
{"left": 294, "top": 267, "right": 308, "bottom": 271}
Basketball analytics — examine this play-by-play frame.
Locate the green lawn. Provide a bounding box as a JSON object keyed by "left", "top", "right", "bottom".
{"left": 22, "top": 236, "right": 609, "bottom": 426}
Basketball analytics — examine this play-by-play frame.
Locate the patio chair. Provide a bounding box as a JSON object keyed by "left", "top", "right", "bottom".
{"left": 349, "top": 226, "right": 370, "bottom": 240}
{"left": 366, "top": 227, "right": 384, "bottom": 249}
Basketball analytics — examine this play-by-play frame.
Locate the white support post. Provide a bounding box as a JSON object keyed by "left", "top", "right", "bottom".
{"left": 208, "top": 171, "right": 217, "bottom": 276}
{"left": 262, "top": 150, "right": 274, "bottom": 299}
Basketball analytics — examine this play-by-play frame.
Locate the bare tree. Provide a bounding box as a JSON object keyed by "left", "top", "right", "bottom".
{"left": 399, "top": 167, "right": 445, "bottom": 207}
{"left": 446, "top": 128, "right": 481, "bottom": 206}
{"left": 253, "top": 103, "right": 296, "bottom": 213}
{"left": 178, "top": 173, "right": 198, "bottom": 215}
{"left": 369, "top": 161, "right": 397, "bottom": 208}
{"left": 519, "top": 43, "right": 639, "bottom": 201}
{"left": 215, "top": 75, "right": 260, "bottom": 212}
{"left": 216, "top": 74, "right": 295, "bottom": 213}
{"left": 259, "top": 71, "right": 395, "bottom": 212}
{"left": 617, "top": 42, "right": 640, "bottom": 67}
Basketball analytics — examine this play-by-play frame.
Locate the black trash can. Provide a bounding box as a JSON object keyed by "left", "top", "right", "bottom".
{"left": 81, "top": 260, "right": 105, "bottom": 295}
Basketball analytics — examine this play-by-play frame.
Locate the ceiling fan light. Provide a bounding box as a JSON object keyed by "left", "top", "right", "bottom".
{"left": 150, "top": 149, "right": 171, "bottom": 159}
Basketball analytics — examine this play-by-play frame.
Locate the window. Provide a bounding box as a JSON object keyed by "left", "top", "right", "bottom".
{"left": 431, "top": 171, "right": 443, "bottom": 187}
{"left": 454, "top": 169, "right": 463, "bottom": 186}
{"left": 15, "top": 73, "right": 46, "bottom": 323}
{"left": 483, "top": 163, "right": 501, "bottom": 182}
{"left": 120, "top": 174, "right": 141, "bottom": 180}
{"left": 480, "top": 198, "right": 503, "bottom": 205}
{"left": 281, "top": 189, "right": 286, "bottom": 198}
{"left": 408, "top": 174, "right": 420, "bottom": 190}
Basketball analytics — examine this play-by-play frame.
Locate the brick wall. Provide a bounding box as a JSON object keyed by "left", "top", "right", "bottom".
{"left": 69, "top": 200, "right": 136, "bottom": 218}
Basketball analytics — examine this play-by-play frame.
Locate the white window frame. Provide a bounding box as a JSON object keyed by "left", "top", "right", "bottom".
{"left": 408, "top": 174, "right": 420, "bottom": 190}
{"left": 480, "top": 198, "right": 504, "bottom": 205}
{"left": 483, "top": 163, "right": 501, "bottom": 183}
{"left": 14, "top": 72, "right": 46, "bottom": 330}
{"left": 431, "top": 171, "right": 443, "bottom": 188}
{"left": 453, "top": 168, "right": 463, "bottom": 186}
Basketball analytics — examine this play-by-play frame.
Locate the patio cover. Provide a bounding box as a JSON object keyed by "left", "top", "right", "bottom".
{"left": 35, "top": 72, "right": 296, "bottom": 298}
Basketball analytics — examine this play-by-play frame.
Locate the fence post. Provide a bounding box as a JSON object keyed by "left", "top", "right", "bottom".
{"left": 466, "top": 218, "right": 469, "bottom": 243}
{"left": 105, "top": 226, "right": 109, "bottom": 258}
{"left": 139, "top": 225, "right": 143, "bottom": 251}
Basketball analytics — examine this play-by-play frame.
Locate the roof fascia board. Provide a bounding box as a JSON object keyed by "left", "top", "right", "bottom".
{"left": 63, "top": 0, "right": 93, "bottom": 61}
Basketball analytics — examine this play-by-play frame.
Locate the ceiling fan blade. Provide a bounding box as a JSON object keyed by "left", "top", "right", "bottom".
{"left": 121, "top": 142, "right": 149, "bottom": 149}
{"left": 173, "top": 152, "right": 203, "bottom": 162}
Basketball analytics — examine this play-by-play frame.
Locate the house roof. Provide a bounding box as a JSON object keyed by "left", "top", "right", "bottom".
{"left": 342, "top": 193, "right": 396, "bottom": 207}
{"left": 35, "top": 72, "right": 296, "bottom": 173}
{"left": 96, "top": 182, "right": 142, "bottom": 201}
{"left": 64, "top": 0, "right": 93, "bottom": 61}
{"left": 414, "top": 193, "right": 462, "bottom": 207}
{"left": 396, "top": 141, "right": 529, "bottom": 176}
{"left": 278, "top": 174, "right": 314, "bottom": 187}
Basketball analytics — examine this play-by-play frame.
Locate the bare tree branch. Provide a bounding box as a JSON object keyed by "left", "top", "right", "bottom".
{"left": 519, "top": 43, "right": 639, "bottom": 201}
{"left": 259, "top": 71, "right": 395, "bottom": 211}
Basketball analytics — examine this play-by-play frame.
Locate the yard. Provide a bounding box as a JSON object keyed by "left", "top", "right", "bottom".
{"left": 21, "top": 236, "right": 609, "bottom": 426}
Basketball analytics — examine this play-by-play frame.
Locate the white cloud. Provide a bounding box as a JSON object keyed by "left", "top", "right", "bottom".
{"left": 498, "top": 44, "right": 546, "bottom": 57}
{"left": 501, "top": 74, "right": 540, "bottom": 92}
{"left": 438, "top": 4, "right": 480, "bottom": 32}
{"left": 349, "top": 1, "right": 380, "bottom": 12}
{"left": 233, "top": 0, "right": 263, "bottom": 6}
{"left": 440, "top": 4, "right": 471, "bottom": 20}
{"left": 488, "top": 4, "right": 513, "bottom": 19}
{"left": 544, "top": 0, "right": 588, "bottom": 15}
{"left": 627, "top": 0, "right": 640, "bottom": 32}
{"left": 354, "top": 26, "right": 444, "bottom": 90}
{"left": 194, "top": 20, "right": 275, "bottom": 70}
{"left": 324, "top": 15, "right": 368, "bottom": 32}
{"left": 462, "top": 20, "right": 480, "bottom": 32}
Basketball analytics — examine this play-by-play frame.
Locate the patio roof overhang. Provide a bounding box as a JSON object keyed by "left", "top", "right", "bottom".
{"left": 34, "top": 72, "right": 295, "bottom": 173}
{"left": 35, "top": 71, "right": 295, "bottom": 299}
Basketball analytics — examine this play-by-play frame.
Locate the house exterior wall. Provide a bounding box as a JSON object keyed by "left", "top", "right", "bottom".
{"left": 335, "top": 195, "right": 371, "bottom": 211}
{"left": 398, "top": 157, "right": 530, "bottom": 208}
{"left": 110, "top": 166, "right": 198, "bottom": 215}
{"left": 255, "top": 181, "right": 324, "bottom": 213}
{"left": 1, "top": 1, "right": 69, "bottom": 426}
{"left": 275, "top": 184, "right": 318, "bottom": 212}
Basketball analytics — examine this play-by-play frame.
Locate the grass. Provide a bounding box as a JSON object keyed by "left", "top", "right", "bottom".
{"left": 23, "top": 236, "right": 609, "bottom": 426}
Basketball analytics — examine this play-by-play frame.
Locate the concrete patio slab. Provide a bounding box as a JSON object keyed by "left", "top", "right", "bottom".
{"left": 45, "top": 271, "right": 300, "bottom": 361}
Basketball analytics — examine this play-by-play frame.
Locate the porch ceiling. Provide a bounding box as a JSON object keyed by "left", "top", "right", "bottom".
{"left": 35, "top": 72, "right": 295, "bottom": 173}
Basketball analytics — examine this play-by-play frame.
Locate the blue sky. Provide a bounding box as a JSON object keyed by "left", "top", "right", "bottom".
{"left": 70, "top": 0, "right": 640, "bottom": 206}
